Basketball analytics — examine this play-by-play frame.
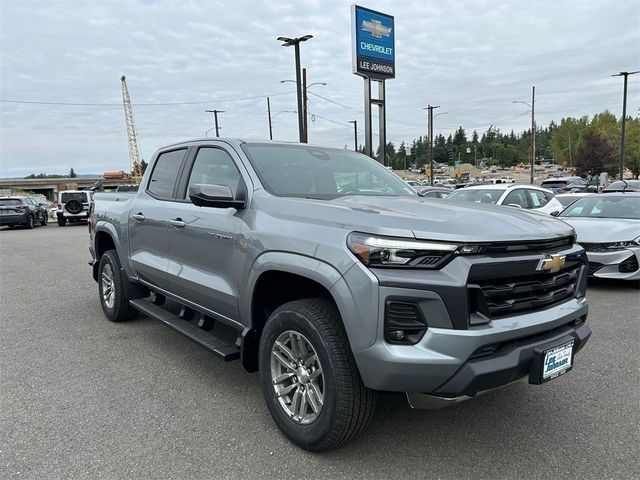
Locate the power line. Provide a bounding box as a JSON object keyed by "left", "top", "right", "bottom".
{"left": 0, "top": 91, "right": 296, "bottom": 107}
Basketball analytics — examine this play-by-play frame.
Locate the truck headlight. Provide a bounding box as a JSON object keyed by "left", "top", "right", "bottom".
{"left": 347, "top": 232, "right": 461, "bottom": 268}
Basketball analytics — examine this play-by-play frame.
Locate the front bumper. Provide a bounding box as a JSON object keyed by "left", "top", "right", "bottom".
{"left": 354, "top": 297, "right": 589, "bottom": 393}
{"left": 586, "top": 248, "right": 640, "bottom": 280}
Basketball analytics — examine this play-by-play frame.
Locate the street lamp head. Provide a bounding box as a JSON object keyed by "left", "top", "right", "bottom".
{"left": 348, "top": 120, "right": 356, "bottom": 124}
{"left": 277, "top": 35, "right": 313, "bottom": 46}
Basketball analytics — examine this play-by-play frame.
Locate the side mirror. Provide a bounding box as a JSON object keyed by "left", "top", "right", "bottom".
{"left": 189, "top": 184, "right": 245, "bottom": 209}
{"left": 550, "top": 211, "right": 560, "bottom": 216}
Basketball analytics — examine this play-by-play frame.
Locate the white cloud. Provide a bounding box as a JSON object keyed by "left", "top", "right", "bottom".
{"left": 0, "top": 0, "right": 638, "bottom": 176}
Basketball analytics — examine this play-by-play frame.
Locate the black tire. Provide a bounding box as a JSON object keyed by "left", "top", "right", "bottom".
{"left": 258, "top": 299, "right": 376, "bottom": 452}
{"left": 57, "top": 217, "right": 66, "bottom": 227}
{"left": 25, "top": 215, "right": 34, "bottom": 229}
{"left": 41, "top": 214, "right": 48, "bottom": 226}
{"left": 65, "top": 199, "right": 82, "bottom": 214}
{"left": 97, "top": 250, "right": 139, "bottom": 322}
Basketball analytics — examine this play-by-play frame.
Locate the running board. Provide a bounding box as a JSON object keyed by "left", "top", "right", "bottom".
{"left": 129, "top": 299, "right": 240, "bottom": 361}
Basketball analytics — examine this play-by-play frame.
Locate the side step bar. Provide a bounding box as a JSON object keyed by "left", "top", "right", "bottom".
{"left": 130, "top": 299, "right": 240, "bottom": 361}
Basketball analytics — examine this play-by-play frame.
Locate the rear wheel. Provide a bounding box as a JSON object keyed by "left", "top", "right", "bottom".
{"left": 258, "top": 299, "right": 376, "bottom": 452}
{"left": 98, "top": 250, "right": 139, "bottom": 322}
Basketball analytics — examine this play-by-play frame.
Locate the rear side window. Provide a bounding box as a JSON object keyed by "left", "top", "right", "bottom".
{"left": 527, "top": 189, "right": 550, "bottom": 208}
{"left": 148, "top": 149, "right": 187, "bottom": 198}
{"left": 0, "top": 199, "right": 21, "bottom": 206}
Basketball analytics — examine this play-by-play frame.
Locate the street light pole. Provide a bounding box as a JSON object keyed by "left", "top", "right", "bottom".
{"left": 423, "top": 105, "right": 440, "bottom": 185}
{"left": 612, "top": 71, "right": 639, "bottom": 179}
{"left": 282, "top": 77, "right": 326, "bottom": 143}
{"left": 348, "top": 120, "right": 358, "bottom": 151}
{"left": 205, "top": 109, "right": 224, "bottom": 138}
{"left": 267, "top": 97, "right": 273, "bottom": 140}
{"left": 512, "top": 86, "right": 535, "bottom": 185}
{"left": 277, "top": 35, "right": 313, "bottom": 143}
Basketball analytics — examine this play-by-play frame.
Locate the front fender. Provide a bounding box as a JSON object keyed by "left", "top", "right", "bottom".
{"left": 242, "top": 252, "right": 378, "bottom": 353}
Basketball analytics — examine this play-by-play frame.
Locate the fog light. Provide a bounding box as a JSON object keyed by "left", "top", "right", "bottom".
{"left": 389, "top": 330, "right": 407, "bottom": 341}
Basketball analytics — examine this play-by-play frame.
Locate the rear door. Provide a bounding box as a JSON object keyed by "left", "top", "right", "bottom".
{"left": 167, "top": 144, "right": 250, "bottom": 322}
{"left": 129, "top": 148, "right": 189, "bottom": 290}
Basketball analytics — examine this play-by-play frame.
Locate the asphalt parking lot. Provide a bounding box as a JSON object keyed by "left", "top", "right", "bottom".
{"left": 1, "top": 224, "right": 638, "bottom": 480}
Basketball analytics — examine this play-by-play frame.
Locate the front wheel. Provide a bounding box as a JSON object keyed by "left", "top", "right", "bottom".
{"left": 25, "top": 215, "right": 34, "bottom": 229}
{"left": 41, "top": 214, "right": 48, "bottom": 226}
{"left": 258, "top": 299, "right": 376, "bottom": 452}
{"left": 98, "top": 250, "right": 139, "bottom": 322}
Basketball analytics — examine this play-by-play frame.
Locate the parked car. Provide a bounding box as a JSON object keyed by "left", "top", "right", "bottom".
{"left": 558, "top": 192, "right": 640, "bottom": 282}
{"left": 57, "top": 190, "right": 92, "bottom": 226}
{"left": 89, "top": 138, "right": 590, "bottom": 451}
{"left": 0, "top": 196, "right": 49, "bottom": 229}
{"left": 555, "top": 193, "right": 594, "bottom": 208}
{"left": 404, "top": 179, "right": 422, "bottom": 188}
{"left": 445, "top": 184, "right": 564, "bottom": 215}
{"left": 541, "top": 176, "right": 595, "bottom": 193}
{"left": 602, "top": 179, "right": 640, "bottom": 193}
{"left": 416, "top": 186, "right": 453, "bottom": 198}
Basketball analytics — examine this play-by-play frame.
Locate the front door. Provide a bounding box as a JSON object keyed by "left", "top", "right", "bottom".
{"left": 167, "top": 145, "right": 248, "bottom": 322}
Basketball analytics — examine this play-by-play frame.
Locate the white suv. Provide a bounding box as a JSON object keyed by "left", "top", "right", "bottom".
{"left": 445, "top": 184, "right": 564, "bottom": 215}
{"left": 56, "top": 190, "right": 92, "bottom": 226}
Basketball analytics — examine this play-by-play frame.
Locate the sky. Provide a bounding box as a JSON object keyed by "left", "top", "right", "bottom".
{"left": 0, "top": 0, "right": 639, "bottom": 177}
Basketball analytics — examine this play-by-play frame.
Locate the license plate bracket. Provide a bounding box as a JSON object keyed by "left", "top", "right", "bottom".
{"left": 529, "top": 338, "right": 575, "bottom": 384}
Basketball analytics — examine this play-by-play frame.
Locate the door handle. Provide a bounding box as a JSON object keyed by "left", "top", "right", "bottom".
{"left": 132, "top": 213, "right": 145, "bottom": 221}
{"left": 169, "top": 218, "right": 186, "bottom": 229}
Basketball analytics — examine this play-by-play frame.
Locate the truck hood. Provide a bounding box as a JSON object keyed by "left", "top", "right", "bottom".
{"left": 559, "top": 217, "right": 640, "bottom": 243}
{"left": 259, "top": 194, "right": 574, "bottom": 243}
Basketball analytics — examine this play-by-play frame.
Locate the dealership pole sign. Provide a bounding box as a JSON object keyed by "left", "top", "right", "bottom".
{"left": 352, "top": 5, "right": 395, "bottom": 79}
{"left": 351, "top": 4, "right": 394, "bottom": 163}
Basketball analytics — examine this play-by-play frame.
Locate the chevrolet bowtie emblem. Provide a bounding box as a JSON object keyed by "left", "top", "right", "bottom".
{"left": 537, "top": 254, "right": 566, "bottom": 273}
{"left": 362, "top": 19, "right": 392, "bottom": 38}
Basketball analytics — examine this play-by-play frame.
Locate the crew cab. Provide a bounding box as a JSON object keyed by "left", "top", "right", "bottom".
{"left": 89, "top": 139, "right": 591, "bottom": 451}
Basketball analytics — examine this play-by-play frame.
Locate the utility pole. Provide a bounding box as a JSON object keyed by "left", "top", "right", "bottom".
{"left": 267, "top": 97, "right": 273, "bottom": 140}
{"left": 302, "top": 68, "right": 308, "bottom": 142}
{"left": 423, "top": 105, "right": 440, "bottom": 185}
{"left": 612, "top": 71, "right": 639, "bottom": 179}
{"left": 277, "top": 35, "right": 312, "bottom": 143}
{"left": 205, "top": 109, "right": 224, "bottom": 137}
{"left": 348, "top": 120, "right": 358, "bottom": 151}
{"left": 531, "top": 86, "right": 535, "bottom": 185}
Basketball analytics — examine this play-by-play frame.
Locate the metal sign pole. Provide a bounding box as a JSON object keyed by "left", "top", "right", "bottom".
{"left": 364, "top": 77, "right": 373, "bottom": 158}
{"left": 378, "top": 80, "right": 386, "bottom": 165}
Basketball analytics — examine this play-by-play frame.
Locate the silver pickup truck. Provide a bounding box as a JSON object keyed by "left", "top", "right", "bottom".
{"left": 89, "top": 139, "right": 591, "bottom": 451}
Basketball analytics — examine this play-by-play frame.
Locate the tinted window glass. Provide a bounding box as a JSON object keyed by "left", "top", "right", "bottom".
{"left": 186, "top": 148, "right": 241, "bottom": 198}
{"left": 527, "top": 189, "right": 550, "bottom": 208}
{"left": 503, "top": 190, "right": 529, "bottom": 208}
{"left": 0, "top": 199, "right": 21, "bottom": 206}
{"left": 241, "top": 144, "right": 415, "bottom": 198}
{"left": 446, "top": 189, "right": 504, "bottom": 204}
{"left": 61, "top": 192, "right": 85, "bottom": 203}
{"left": 560, "top": 196, "right": 640, "bottom": 219}
{"left": 148, "top": 149, "right": 186, "bottom": 198}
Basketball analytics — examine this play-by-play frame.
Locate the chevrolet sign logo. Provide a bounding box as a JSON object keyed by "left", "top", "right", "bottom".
{"left": 537, "top": 254, "right": 566, "bottom": 273}
{"left": 362, "top": 19, "right": 392, "bottom": 38}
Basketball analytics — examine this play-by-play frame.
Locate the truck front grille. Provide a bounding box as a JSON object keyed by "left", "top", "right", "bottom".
{"left": 468, "top": 265, "right": 581, "bottom": 319}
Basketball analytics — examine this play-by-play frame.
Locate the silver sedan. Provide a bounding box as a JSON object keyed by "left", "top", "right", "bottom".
{"left": 558, "top": 192, "right": 640, "bottom": 282}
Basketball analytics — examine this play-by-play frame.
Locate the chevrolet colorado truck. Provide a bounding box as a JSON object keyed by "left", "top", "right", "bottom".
{"left": 89, "top": 139, "right": 591, "bottom": 451}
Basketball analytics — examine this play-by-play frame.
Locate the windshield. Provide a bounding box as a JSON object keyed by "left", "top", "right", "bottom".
{"left": 445, "top": 189, "right": 504, "bottom": 204}
{"left": 241, "top": 143, "right": 416, "bottom": 199}
{"left": 559, "top": 196, "right": 640, "bottom": 219}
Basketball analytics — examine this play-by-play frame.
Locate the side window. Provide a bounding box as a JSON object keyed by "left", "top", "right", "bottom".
{"left": 527, "top": 189, "right": 550, "bottom": 208}
{"left": 186, "top": 148, "right": 242, "bottom": 199}
{"left": 147, "top": 149, "right": 186, "bottom": 198}
{"left": 503, "top": 189, "right": 529, "bottom": 208}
